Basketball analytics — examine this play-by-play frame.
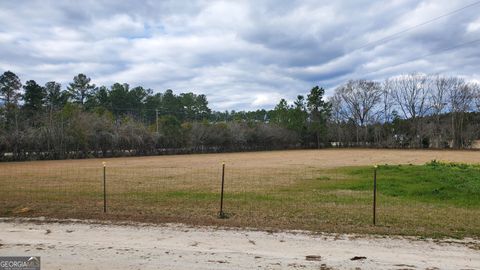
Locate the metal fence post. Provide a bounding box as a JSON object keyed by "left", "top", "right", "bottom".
{"left": 373, "top": 165, "right": 377, "bottom": 225}
{"left": 219, "top": 162, "right": 226, "bottom": 218}
{"left": 103, "top": 162, "right": 107, "bottom": 213}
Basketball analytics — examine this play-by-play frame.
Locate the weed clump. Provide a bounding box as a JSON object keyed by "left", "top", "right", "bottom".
{"left": 426, "top": 160, "right": 480, "bottom": 170}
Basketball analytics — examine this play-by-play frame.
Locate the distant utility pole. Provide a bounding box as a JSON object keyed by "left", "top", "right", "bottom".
{"left": 156, "top": 109, "right": 159, "bottom": 133}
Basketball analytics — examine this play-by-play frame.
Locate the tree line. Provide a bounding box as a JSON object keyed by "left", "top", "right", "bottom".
{"left": 0, "top": 71, "right": 330, "bottom": 160}
{"left": 328, "top": 73, "right": 480, "bottom": 148}
{"left": 1, "top": 71, "right": 479, "bottom": 161}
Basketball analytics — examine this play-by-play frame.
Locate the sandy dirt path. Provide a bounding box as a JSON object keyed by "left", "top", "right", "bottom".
{"left": 0, "top": 219, "right": 478, "bottom": 270}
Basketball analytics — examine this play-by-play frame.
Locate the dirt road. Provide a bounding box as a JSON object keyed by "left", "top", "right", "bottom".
{"left": 0, "top": 219, "right": 478, "bottom": 270}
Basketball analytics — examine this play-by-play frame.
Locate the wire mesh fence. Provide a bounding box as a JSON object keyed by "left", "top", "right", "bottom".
{"left": 0, "top": 160, "right": 478, "bottom": 237}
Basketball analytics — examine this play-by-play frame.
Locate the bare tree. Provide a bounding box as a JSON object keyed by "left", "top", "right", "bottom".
{"left": 186, "top": 122, "right": 209, "bottom": 151}
{"left": 389, "top": 73, "right": 430, "bottom": 119}
{"left": 381, "top": 79, "right": 394, "bottom": 123}
{"left": 472, "top": 82, "right": 480, "bottom": 112}
{"left": 328, "top": 93, "right": 348, "bottom": 146}
{"left": 334, "top": 79, "right": 382, "bottom": 145}
{"left": 431, "top": 75, "right": 450, "bottom": 117}
{"left": 448, "top": 79, "right": 475, "bottom": 148}
{"left": 389, "top": 73, "right": 431, "bottom": 147}
{"left": 430, "top": 75, "right": 452, "bottom": 147}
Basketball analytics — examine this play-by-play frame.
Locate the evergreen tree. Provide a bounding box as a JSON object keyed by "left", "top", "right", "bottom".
{"left": 67, "top": 73, "right": 96, "bottom": 105}
{"left": 23, "top": 80, "right": 46, "bottom": 117}
{"left": 45, "top": 81, "right": 68, "bottom": 112}
{"left": 0, "top": 71, "right": 22, "bottom": 129}
{"left": 307, "top": 86, "right": 331, "bottom": 148}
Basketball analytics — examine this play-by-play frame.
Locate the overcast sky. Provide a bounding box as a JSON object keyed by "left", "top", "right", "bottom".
{"left": 1, "top": 0, "right": 479, "bottom": 110}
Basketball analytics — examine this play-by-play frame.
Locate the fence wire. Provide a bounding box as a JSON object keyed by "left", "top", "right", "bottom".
{"left": 0, "top": 161, "right": 478, "bottom": 237}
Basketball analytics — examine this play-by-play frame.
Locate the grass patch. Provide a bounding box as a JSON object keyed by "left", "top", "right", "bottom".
{"left": 321, "top": 161, "right": 480, "bottom": 208}
{"left": 1, "top": 159, "right": 479, "bottom": 238}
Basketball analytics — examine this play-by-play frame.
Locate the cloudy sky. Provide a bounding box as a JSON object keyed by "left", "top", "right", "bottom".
{"left": 1, "top": 0, "right": 479, "bottom": 110}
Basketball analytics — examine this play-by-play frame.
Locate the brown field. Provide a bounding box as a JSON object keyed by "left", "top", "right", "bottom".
{"left": 1, "top": 149, "right": 479, "bottom": 237}
{"left": 2, "top": 148, "right": 478, "bottom": 169}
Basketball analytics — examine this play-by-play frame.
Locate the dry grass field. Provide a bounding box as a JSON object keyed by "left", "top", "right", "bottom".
{"left": 1, "top": 149, "right": 479, "bottom": 238}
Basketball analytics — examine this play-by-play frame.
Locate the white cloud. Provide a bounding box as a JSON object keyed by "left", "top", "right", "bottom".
{"left": 88, "top": 14, "right": 145, "bottom": 38}
{"left": 252, "top": 93, "right": 284, "bottom": 106}
{"left": 0, "top": 0, "right": 479, "bottom": 110}
{"left": 467, "top": 17, "right": 480, "bottom": 32}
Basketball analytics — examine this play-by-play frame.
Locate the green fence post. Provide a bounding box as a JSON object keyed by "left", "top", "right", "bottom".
{"left": 219, "top": 162, "right": 226, "bottom": 218}
{"left": 103, "top": 162, "right": 107, "bottom": 213}
{"left": 373, "top": 165, "right": 377, "bottom": 225}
